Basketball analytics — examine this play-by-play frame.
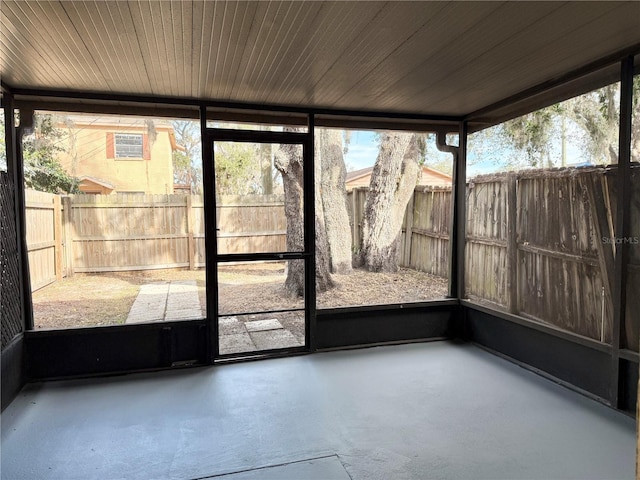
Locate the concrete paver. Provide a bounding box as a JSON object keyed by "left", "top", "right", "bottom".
{"left": 245, "top": 319, "right": 283, "bottom": 332}
{"left": 249, "top": 329, "right": 302, "bottom": 350}
{"left": 126, "top": 282, "right": 169, "bottom": 324}
{"left": 219, "top": 317, "right": 247, "bottom": 335}
{"left": 219, "top": 333, "right": 257, "bottom": 355}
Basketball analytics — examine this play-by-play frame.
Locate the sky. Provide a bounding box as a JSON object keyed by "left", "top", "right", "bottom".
{"left": 343, "top": 126, "right": 595, "bottom": 179}
{"left": 343, "top": 131, "right": 378, "bottom": 171}
{"left": 344, "top": 130, "right": 455, "bottom": 173}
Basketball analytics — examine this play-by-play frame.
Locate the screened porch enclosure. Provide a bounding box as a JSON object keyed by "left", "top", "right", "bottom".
{"left": 1, "top": 2, "right": 640, "bottom": 479}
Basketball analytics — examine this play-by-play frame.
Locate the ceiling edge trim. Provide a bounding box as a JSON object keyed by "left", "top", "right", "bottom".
{"left": 465, "top": 43, "right": 640, "bottom": 128}
{"left": 2, "top": 81, "right": 462, "bottom": 126}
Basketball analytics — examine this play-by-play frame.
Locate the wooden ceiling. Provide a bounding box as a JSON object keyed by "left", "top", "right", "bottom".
{"left": 1, "top": 1, "right": 640, "bottom": 120}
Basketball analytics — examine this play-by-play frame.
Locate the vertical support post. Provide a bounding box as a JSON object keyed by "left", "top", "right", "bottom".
{"left": 3, "top": 90, "right": 30, "bottom": 337}
{"left": 53, "top": 195, "right": 63, "bottom": 281}
{"left": 305, "top": 114, "right": 317, "bottom": 352}
{"left": 439, "top": 126, "right": 467, "bottom": 300}
{"left": 506, "top": 173, "right": 518, "bottom": 314}
{"left": 611, "top": 56, "right": 634, "bottom": 408}
{"left": 186, "top": 194, "right": 196, "bottom": 270}
{"left": 356, "top": 188, "right": 364, "bottom": 251}
{"left": 11, "top": 105, "right": 35, "bottom": 330}
{"left": 403, "top": 193, "right": 415, "bottom": 268}
{"left": 61, "top": 196, "right": 74, "bottom": 276}
{"left": 201, "top": 105, "right": 217, "bottom": 362}
{"left": 350, "top": 188, "right": 358, "bottom": 249}
{"left": 456, "top": 122, "right": 468, "bottom": 301}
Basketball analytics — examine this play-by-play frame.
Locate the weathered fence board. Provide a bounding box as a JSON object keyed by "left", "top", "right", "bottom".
{"left": 465, "top": 177, "right": 508, "bottom": 306}
{"left": 404, "top": 187, "right": 451, "bottom": 277}
{"left": 517, "top": 171, "right": 613, "bottom": 342}
{"left": 25, "top": 190, "right": 60, "bottom": 291}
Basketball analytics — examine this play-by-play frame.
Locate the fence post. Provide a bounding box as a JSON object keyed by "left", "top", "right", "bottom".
{"left": 506, "top": 174, "right": 518, "bottom": 314}
{"left": 186, "top": 195, "right": 196, "bottom": 270}
{"left": 402, "top": 193, "right": 415, "bottom": 267}
{"left": 53, "top": 195, "right": 63, "bottom": 281}
{"left": 351, "top": 188, "right": 359, "bottom": 250}
{"left": 61, "top": 196, "right": 74, "bottom": 276}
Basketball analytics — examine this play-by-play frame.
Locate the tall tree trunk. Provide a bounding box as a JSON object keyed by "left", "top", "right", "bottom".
{"left": 274, "top": 140, "right": 334, "bottom": 297}
{"left": 360, "top": 132, "right": 419, "bottom": 272}
{"left": 317, "top": 129, "right": 352, "bottom": 274}
{"left": 260, "top": 134, "right": 274, "bottom": 194}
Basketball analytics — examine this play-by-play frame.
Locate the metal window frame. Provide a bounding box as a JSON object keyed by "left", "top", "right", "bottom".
{"left": 114, "top": 133, "right": 144, "bottom": 159}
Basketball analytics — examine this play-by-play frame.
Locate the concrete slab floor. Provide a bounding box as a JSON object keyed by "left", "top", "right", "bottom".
{"left": 1, "top": 342, "right": 635, "bottom": 480}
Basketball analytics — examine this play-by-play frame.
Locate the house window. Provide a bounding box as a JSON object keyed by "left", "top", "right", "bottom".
{"left": 115, "top": 134, "right": 143, "bottom": 158}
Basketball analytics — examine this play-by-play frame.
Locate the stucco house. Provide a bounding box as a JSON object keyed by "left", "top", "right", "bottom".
{"left": 345, "top": 165, "right": 452, "bottom": 190}
{"left": 57, "top": 115, "right": 183, "bottom": 194}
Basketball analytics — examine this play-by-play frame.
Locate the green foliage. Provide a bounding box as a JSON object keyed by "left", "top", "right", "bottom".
{"left": 23, "top": 114, "right": 79, "bottom": 193}
{"left": 172, "top": 150, "right": 191, "bottom": 171}
{"left": 497, "top": 80, "right": 640, "bottom": 168}
{"left": 502, "top": 108, "right": 555, "bottom": 167}
{"left": 214, "top": 142, "right": 262, "bottom": 195}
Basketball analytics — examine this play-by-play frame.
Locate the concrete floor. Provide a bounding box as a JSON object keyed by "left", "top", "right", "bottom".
{"left": 1, "top": 342, "right": 635, "bottom": 480}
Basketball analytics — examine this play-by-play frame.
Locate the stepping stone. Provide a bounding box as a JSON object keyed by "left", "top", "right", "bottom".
{"left": 245, "top": 319, "right": 283, "bottom": 332}
{"left": 219, "top": 333, "right": 257, "bottom": 355}
{"left": 249, "top": 329, "right": 302, "bottom": 350}
{"left": 219, "top": 317, "right": 247, "bottom": 335}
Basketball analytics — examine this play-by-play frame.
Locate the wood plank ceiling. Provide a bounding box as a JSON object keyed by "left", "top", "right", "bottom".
{"left": 1, "top": 1, "right": 640, "bottom": 119}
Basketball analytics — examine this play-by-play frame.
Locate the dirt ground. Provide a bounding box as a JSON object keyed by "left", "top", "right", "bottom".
{"left": 31, "top": 264, "right": 448, "bottom": 331}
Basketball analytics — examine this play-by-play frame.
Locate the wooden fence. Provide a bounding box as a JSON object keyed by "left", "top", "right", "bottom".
{"left": 216, "top": 195, "right": 286, "bottom": 254}
{"left": 347, "top": 186, "right": 451, "bottom": 277}
{"left": 464, "top": 167, "right": 629, "bottom": 344}
{"left": 64, "top": 193, "right": 203, "bottom": 273}
{"left": 349, "top": 166, "right": 636, "bottom": 345}
{"left": 24, "top": 192, "right": 285, "bottom": 285}
{"left": 26, "top": 187, "right": 451, "bottom": 289}
{"left": 24, "top": 166, "right": 639, "bottom": 347}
